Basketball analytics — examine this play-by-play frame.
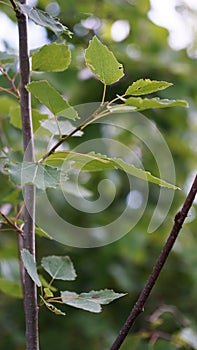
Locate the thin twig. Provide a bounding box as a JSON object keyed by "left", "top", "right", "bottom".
{"left": 0, "top": 210, "right": 15, "bottom": 227}
{"left": 107, "top": 94, "right": 125, "bottom": 107}
{"left": 0, "top": 87, "right": 19, "bottom": 98}
{"left": 38, "top": 103, "right": 108, "bottom": 163}
{"left": 0, "top": 227, "right": 19, "bottom": 232}
{"left": 53, "top": 114, "right": 62, "bottom": 138}
{"left": 15, "top": 203, "right": 24, "bottom": 221}
{"left": 110, "top": 174, "right": 197, "bottom": 350}
{"left": 0, "top": 210, "right": 23, "bottom": 233}
{"left": 0, "top": 65, "right": 20, "bottom": 98}
{"left": 38, "top": 124, "right": 84, "bottom": 162}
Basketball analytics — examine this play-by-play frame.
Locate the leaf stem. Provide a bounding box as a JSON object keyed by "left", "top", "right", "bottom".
{"left": 0, "top": 65, "right": 20, "bottom": 98}
{"left": 107, "top": 94, "right": 125, "bottom": 106}
{"left": 47, "top": 276, "right": 55, "bottom": 289}
{"left": 0, "top": 227, "right": 19, "bottom": 232}
{"left": 110, "top": 174, "right": 197, "bottom": 350}
{"left": 15, "top": 203, "right": 24, "bottom": 221}
{"left": 0, "top": 86, "right": 19, "bottom": 98}
{"left": 48, "top": 295, "right": 78, "bottom": 302}
{"left": 101, "top": 84, "right": 107, "bottom": 105}
{"left": 0, "top": 210, "right": 23, "bottom": 233}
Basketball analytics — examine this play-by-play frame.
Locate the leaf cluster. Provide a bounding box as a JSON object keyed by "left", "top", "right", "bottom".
{"left": 21, "top": 249, "right": 126, "bottom": 315}
{"left": 1, "top": 35, "right": 187, "bottom": 194}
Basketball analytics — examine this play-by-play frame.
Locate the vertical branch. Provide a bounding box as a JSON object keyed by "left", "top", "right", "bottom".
{"left": 14, "top": 0, "right": 39, "bottom": 349}
{"left": 110, "top": 174, "right": 197, "bottom": 350}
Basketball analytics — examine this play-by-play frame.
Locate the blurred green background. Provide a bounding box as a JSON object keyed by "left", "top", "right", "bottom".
{"left": 0, "top": 0, "right": 197, "bottom": 349}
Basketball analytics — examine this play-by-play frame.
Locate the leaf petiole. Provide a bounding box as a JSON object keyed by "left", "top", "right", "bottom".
{"left": 101, "top": 84, "right": 107, "bottom": 105}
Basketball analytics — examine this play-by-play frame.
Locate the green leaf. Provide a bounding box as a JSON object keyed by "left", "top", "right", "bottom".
{"left": 17, "top": 3, "right": 72, "bottom": 38}
{"left": 40, "top": 296, "right": 66, "bottom": 315}
{"left": 2, "top": 189, "right": 21, "bottom": 205}
{"left": 61, "top": 289, "right": 126, "bottom": 313}
{"left": 7, "top": 161, "right": 67, "bottom": 190}
{"left": 85, "top": 36, "right": 124, "bottom": 85}
{"left": 21, "top": 249, "right": 41, "bottom": 287}
{"left": 125, "top": 79, "right": 173, "bottom": 96}
{"left": 35, "top": 226, "right": 53, "bottom": 240}
{"left": 40, "top": 120, "right": 83, "bottom": 136}
{"left": 124, "top": 96, "right": 188, "bottom": 111}
{"left": 0, "top": 278, "right": 22, "bottom": 298}
{"left": 61, "top": 291, "right": 101, "bottom": 313}
{"left": 41, "top": 256, "right": 77, "bottom": 281}
{"left": 61, "top": 181, "right": 92, "bottom": 198}
{"left": 44, "top": 287, "right": 54, "bottom": 298}
{"left": 32, "top": 43, "right": 71, "bottom": 72}
{"left": 9, "top": 106, "right": 48, "bottom": 131}
{"left": 0, "top": 52, "right": 17, "bottom": 64}
{"left": 8, "top": 150, "right": 23, "bottom": 162}
{"left": 0, "top": 96, "right": 18, "bottom": 116}
{"left": 107, "top": 105, "right": 137, "bottom": 113}
{"left": 26, "top": 80, "right": 78, "bottom": 120}
{"left": 46, "top": 150, "right": 113, "bottom": 168}
{"left": 46, "top": 151, "right": 179, "bottom": 189}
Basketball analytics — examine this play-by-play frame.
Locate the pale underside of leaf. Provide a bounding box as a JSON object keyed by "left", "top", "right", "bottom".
{"left": 17, "top": 3, "right": 72, "bottom": 37}
{"left": 61, "top": 289, "right": 126, "bottom": 313}
{"left": 41, "top": 256, "right": 77, "bottom": 281}
{"left": 40, "top": 119, "right": 83, "bottom": 136}
{"left": 21, "top": 249, "right": 41, "bottom": 287}
{"left": 7, "top": 161, "right": 67, "bottom": 190}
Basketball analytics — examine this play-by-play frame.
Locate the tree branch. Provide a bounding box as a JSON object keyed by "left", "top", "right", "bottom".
{"left": 110, "top": 174, "right": 197, "bottom": 350}
{"left": 14, "top": 0, "right": 39, "bottom": 349}
{"left": 38, "top": 103, "right": 108, "bottom": 163}
{"left": 0, "top": 210, "right": 23, "bottom": 233}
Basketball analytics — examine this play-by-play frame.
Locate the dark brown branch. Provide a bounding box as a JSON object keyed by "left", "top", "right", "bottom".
{"left": 9, "top": 0, "right": 17, "bottom": 11}
{"left": 110, "top": 174, "right": 197, "bottom": 350}
{"left": 39, "top": 124, "right": 83, "bottom": 162}
{"left": 14, "top": 1, "right": 39, "bottom": 349}
{"left": 39, "top": 103, "right": 108, "bottom": 163}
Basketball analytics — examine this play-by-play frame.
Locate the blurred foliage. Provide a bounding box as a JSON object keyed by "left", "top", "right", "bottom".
{"left": 0, "top": 0, "right": 197, "bottom": 349}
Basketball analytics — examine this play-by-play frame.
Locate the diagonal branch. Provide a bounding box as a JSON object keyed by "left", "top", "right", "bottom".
{"left": 38, "top": 103, "right": 108, "bottom": 163}
{"left": 110, "top": 174, "right": 197, "bottom": 350}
